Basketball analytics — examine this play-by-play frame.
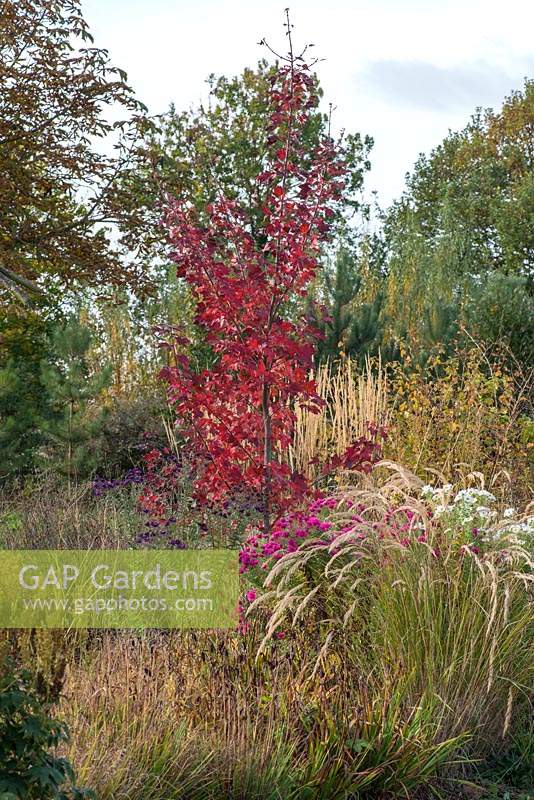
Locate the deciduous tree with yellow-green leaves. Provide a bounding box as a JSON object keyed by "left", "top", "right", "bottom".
{"left": 0, "top": 0, "right": 152, "bottom": 305}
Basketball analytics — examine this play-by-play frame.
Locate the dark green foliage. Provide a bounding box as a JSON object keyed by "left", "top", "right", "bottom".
{"left": 0, "top": 658, "right": 93, "bottom": 800}
{"left": 342, "top": 293, "right": 390, "bottom": 363}
{"left": 39, "top": 319, "right": 111, "bottom": 482}
{"left": 0, "top": 361, "right": 42, "bottom": 479}
{"left": 316, "top": 248, "right": 381, "bottom": 362}
{"left": 464, "top": 272, "right": 534, "bottom": 366}
{"left": 97, "top": 395, "right": 168, "bottom": 476}
{"left": 0, "top": 313, "right": 51, "bottom": 479}
{"left": 313, "top": 248, "right": 362, "bottom": 361}
{"left": 311, "top": 245, "right": 393, "bottom": 366}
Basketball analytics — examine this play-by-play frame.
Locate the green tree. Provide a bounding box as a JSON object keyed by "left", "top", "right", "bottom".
{"left": 389, "top": 80, "right": 534, "bottom": 282}
{"left": 308, "top": 232, "right": 397, "bottom": 366}
{"left": 0, "top": 312, "right": 51, "bottom": 479}
{"left": 382, "top": 79, "right": 534, "bottom": 363}
{"left": 309, "top": 246, "right": 383, "bottom": 364}
{"left": 464, "top": 272, "right": 534, "bottom": 365}
{"left": 39, "top": 320, "right": 111, "bottom": 483}
{"left": 121, "top": 60, "right": 373, "bottom": 257}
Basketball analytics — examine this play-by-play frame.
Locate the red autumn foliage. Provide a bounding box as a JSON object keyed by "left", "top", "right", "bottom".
{"left": 318, "top": 430, "right": 386, "bottom": 477}
{"left": 158, "top": 39, "right": 370, "bottom": 533}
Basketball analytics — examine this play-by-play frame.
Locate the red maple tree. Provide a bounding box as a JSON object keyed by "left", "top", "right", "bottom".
{"left": 160, "top": 21, "right": 355, "bottom": 534}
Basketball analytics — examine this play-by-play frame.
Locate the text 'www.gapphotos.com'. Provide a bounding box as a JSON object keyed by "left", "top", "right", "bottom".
{"left": 21, "top": 595, "right": 214, "bottom": 615}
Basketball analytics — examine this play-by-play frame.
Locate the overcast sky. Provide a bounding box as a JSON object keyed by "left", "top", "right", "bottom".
{"left": 82, "top": 0, "right": 534, "bottom": 208}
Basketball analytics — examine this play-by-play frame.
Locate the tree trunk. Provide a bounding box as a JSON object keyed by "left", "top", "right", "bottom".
{"left": 262, "top": 380, "right": 272, "bottom": 537}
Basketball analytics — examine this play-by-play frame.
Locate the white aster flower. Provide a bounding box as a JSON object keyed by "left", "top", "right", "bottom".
{"left": 421, "top": 485, "right": 436, "bottom": 498}
{"left": 476, "top": 506, "right": 491, "bottom": 518}
{"left": 433, "top": 504, "right": 448, "bottom": 518}
{"left": 454, "top": 488, "right": 496, "bottom": 506}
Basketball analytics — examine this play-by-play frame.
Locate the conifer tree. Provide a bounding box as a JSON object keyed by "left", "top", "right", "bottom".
{"left": 311, "top": 247, "right": 386, "bottom": 365}
{"left": 0, "top": 362, "right": 41, "bottom": 479}
{"left": 0, "top": 313, "right": 50, "bottom": 479}
{"left": 316, "top": 248, "right": 361, "bottom": 361}
{"left": 39, "top": 320, "right": 111, "bottom": 484}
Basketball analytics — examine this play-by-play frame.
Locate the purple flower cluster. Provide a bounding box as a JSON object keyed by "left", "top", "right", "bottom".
{"left": 92, "top": 465, "right": 187, "bottom": 549}
{"left": 135, "top": 514, "right": 187, "bottom": 549}
{"left": 136, "top": 528, "right": 187, "bottom": 549}
{"left": 92, "top": 467, "right": 145, "bottom": 498}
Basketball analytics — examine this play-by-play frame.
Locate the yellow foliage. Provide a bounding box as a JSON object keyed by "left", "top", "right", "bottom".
{"left": 288, "top": 348, "right": 532, "bottom": 503}
{"left": 385, "top": 348, "right": 533, "bottom": 503}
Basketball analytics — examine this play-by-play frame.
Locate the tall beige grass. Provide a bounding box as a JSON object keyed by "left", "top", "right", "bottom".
{"left": 289, "top": 356, "right": 389, "bottom": 479}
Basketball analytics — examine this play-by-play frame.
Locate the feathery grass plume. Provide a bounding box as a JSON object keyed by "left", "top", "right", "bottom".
{"left": 257, "top": 462, "right": 534, "bottom": 761}
{"left": 289, "top": 356, "right": 389, "bottom": 480}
